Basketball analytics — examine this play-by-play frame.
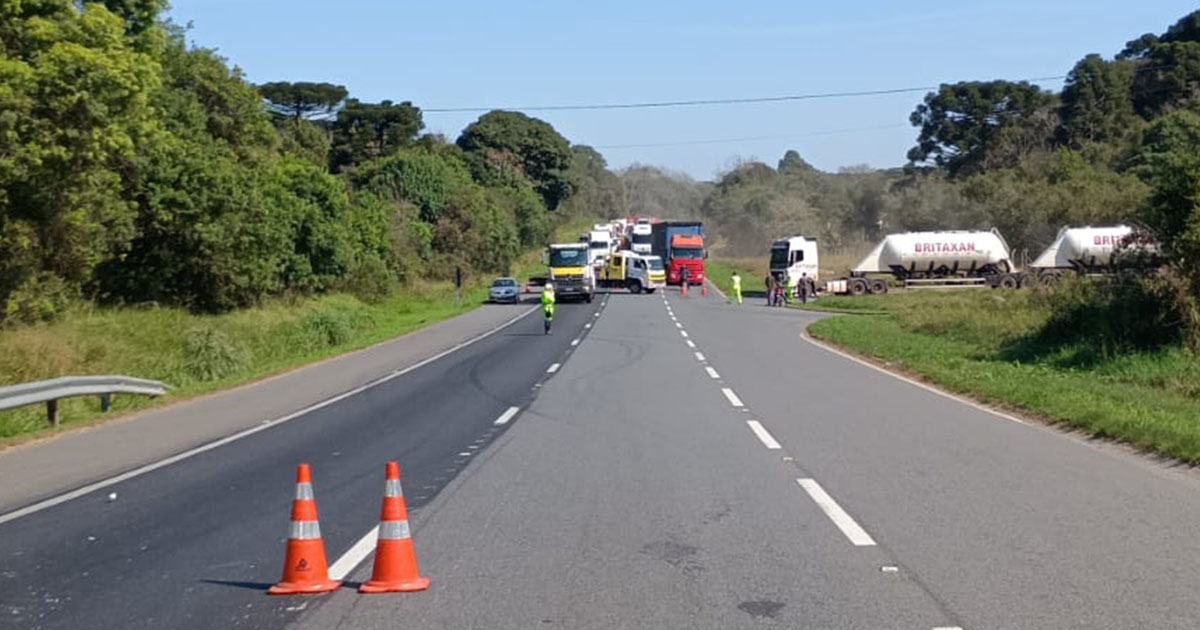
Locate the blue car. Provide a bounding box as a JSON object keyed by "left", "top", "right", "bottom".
{"left": 489, "top": 277, "right": 520, "bottom": 303}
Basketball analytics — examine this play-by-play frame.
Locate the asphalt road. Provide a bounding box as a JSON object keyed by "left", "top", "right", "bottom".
{"left": 0, "top": 296, "right": 603, "bottom": 630}
{"left": 6, "top": 286, "right": 1200, "bottom": 629}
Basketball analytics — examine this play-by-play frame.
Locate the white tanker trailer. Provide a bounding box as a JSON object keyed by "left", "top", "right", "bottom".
{"left": 1010, "top": 225, "right": 1158, "bottom": 287}
{"left": 769, "top": 229, "right": 1015, "bottom": 296}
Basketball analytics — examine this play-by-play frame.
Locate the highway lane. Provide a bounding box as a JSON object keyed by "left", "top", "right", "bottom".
{"left": 668, "top": 291, "right": 1200, "bottom": 628}
{"left": 0, "top": 296, "right": 603, "bottom": 630}
{"left": 296, "top": 289, "right": 957, "bottom": 629}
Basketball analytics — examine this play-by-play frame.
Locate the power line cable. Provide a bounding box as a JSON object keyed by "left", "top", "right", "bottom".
{"left": 421, "top": 63, "right": 1177, "bottom": 114}
{"left": 595, "top": 123, "right": 910, "bottom": 149}
{"left": 422, "top": 75, "right": 1069, "bottom": 113}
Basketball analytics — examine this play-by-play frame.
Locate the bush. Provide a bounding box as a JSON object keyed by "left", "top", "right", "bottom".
{"left": 2, "top": 273, "right": 76, "bottom": 325}
{"left": 336, "top": 256, "right": 392, "bottom": 303}
{"left": 1027, "top": 276, "right": 1180, "bottom": 358}
{"left": 183, "top": 327, "right": 248, "bottom": 381}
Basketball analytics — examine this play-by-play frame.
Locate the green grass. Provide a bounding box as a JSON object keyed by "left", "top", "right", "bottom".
{"left": 707, "top": 258, "right": 767, "bottom": 297}
{"left": 808, "top": 290, "right": 1200, "bottom": 462}
{"left": 0, "top": 218, "right": 596, "bottom": 444}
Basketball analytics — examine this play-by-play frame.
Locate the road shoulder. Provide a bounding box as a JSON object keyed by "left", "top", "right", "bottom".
{"left": 0, "top": 303, "right": 535, "bottom": 514}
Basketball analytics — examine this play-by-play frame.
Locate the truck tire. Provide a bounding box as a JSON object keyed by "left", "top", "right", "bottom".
{"left": 849, "top": 278, "right": 869, "bottom": 296}
{"left": 585, "top": 292, "right": 593, "bottom": 303}
{"left": 868, "top": 278, "right": 888, "bottom": 294}
{"left": 998, "top": 274, "right": 1019, "bottom": 289}
{"left": 1019, "top": 273, "right": 1036, "bottom": 289}
{"left": 1039, "top": 272, "right": 1059, "bottom": 287}
{"left": 627, "top": 279, "right": 643, "bottom": 294}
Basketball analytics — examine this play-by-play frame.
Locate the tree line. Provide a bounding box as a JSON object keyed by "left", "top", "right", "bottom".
{"left": 0, "top": 1, "right": 618, "bottom": 324}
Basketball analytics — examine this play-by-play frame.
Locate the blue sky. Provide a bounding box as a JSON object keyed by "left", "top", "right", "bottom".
{"left": 169, "top": 1, "right": 1195, "bottom": 180}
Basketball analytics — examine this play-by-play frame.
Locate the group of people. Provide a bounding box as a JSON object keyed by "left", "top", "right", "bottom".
{"left": 765, "top": 272, "right": 816, "bottom": 306}
{"left": 725, "top": 271, "right": 816, "bottom": 307}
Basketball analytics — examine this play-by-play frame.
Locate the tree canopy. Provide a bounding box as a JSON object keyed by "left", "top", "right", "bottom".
{"left": 259, "top": 81, "right": 348, "bottom": 121}
{"left": 456, "top": 111, "right": 575, "bottom": 211}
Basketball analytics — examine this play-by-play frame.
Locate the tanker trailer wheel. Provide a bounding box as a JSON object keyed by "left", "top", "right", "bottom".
{"left": 1019, "top": 273, "right": 1036, "bottom": 289}
{"left": 868, "top": 278, "right": 888, "bottom": 294}
{"left": 1039, "top": 273, "right": 1060, "bottom": 287}
{"left": 998, "top": 274, "right": 1019, "bottom": 289}
{"left": 849, "top": 278, "right": 869, "bottom": 296}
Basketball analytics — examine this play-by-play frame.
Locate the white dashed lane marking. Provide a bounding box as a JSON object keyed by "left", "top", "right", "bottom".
{"left": 546, "top": 363, "right": 561, "bottom": 374}
{"left": 721, "top": 388, "right": 744, "bottom": 407}
{"left": 797, "top": 479, "right": 877, "bottom": 547}
{"left": 493, "top": 406, "right": 521, "bottom": 426}
{"left": 746, "top": 421, "right": 782, "bottom": 449}
{"left": 705, "top": 367, "right": 720, "bottom": 379}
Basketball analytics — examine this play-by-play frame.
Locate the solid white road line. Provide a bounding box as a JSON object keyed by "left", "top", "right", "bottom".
{"left": 680, "top": 331, "right": 689, "bottom": 338}
{"left": 800, "top": 331, "right": 1028, "bottom": 426}
{"left": 546, "top": 363, "right": 561, "bottom": 374}
{"left": 694, "top": 352, "right": 706, "bottom": 362}
{"left": 571, "top": 339, "right": 580, "bottom": 346}
{"left": 746, "top": 420, "right": 782, "bottom": 449}
{"left": 328, "top": 525, "right": 380, "bottom": 580}
{"left": 721, "top": 388, "right": 744, "bottom": 407}
{"left": 0, "top": 305, "right": 541, "bottom": 526}
{"left": 796, "top": 478, "right": 877, "bottom": 546}
{"left": 685, "top": 340, "right": 696, "bottom": 348}
{"left": 705, "top": 366, "right": 720, "bottom": 379}
{"left": 494, "top": 406, "right": 521, "bottom": 425}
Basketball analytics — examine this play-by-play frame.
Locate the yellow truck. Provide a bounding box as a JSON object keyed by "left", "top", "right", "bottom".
{"left": 546, "top": 243, "right": 595, "bottom": 303}
{"left": 597, "top": 251, "right": 665, "bottom": 294}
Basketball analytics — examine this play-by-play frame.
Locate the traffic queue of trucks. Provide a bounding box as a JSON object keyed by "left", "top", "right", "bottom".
{"left": 544, "top": 216, "right": 706, "bottom": 301}
{"left": 770, "top": 224, "right": 1157, "bottom": 296}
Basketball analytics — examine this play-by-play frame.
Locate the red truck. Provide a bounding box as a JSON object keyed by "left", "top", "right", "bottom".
{"left": 667, "top": 233, "right": 706, "bottom": 286}
{"left": 650, "top": 221, "right": 706, "bottom": 285}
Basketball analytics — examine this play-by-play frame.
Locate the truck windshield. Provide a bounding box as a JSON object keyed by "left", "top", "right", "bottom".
{"left": 770, "top": 246, "right": 788, "bottom": 268}
{"left": 589, "top": 241, "right": 608, "bottom": 250}
{"left": 632, "top": 233, "right": 652, "bottom": 244}
{"left": 550, "top": 249, "right": 585, "bottom": 266}
{"left": 671, "top": 247, "right": 703, "bottom": 259}
{"left": 646, "top": 257, "right": 664, "bottom": 270}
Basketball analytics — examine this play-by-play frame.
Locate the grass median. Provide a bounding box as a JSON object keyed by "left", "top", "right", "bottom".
{"left": 807, "top": 290, "right": 1200, "bottom": 462}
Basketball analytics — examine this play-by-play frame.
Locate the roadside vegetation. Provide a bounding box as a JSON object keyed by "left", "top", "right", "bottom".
{"left": 0, "top": 2, "right": 620, "bottom": 440}
{"left": 0, "top": 216, "right": 595, "bottom": 443}
{"left": 809, "top": 287, "right": 1200, "bottom": 462}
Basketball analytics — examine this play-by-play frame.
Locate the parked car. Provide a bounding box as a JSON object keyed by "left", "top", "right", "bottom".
{"left": 489, "top": 277, "right": 520, "bottom": 303}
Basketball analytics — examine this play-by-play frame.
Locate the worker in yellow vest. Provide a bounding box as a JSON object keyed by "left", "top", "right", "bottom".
{"left": 731, "top": 271, "right": 743, "bottom": 305}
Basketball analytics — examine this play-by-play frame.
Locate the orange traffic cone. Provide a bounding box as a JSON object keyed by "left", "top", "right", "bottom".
{"left": 268, "top": 464, "right": 341, "bottom": 595}
{"left": 701, "top": 282, "right": 708, "bottom": 296}
{"left": 359, "top": 462, "right": 430, "bottom": 593}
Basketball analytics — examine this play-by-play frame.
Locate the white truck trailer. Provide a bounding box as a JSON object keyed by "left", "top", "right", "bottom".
{"left": 769, "top": 229, "right": 1015, "bottom": 296}
{"left": 1016, "top": 224, "right": 1157, "bottom": 286}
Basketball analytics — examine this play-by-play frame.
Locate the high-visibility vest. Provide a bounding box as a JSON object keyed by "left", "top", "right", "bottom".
{"left": 732, "top": 275, "right": 742, "bottom": 291}
{"left": 541, "top": 289, "right": 555, "bottom": 305}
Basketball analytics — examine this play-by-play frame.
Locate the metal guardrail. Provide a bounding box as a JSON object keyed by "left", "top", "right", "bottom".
{"left": 0, "top": 376, "right": 171, "bottom": 426}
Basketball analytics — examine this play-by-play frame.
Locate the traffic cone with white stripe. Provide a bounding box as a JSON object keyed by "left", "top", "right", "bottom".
{"left": 268, "top": 463, "right": 341, "bottom": 595}
{"left": 359, "top": 461, "right": 429, "bottom": 593}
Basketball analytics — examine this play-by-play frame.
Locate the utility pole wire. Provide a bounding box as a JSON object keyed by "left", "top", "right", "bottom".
{"left": 595, "top": 123, "right": 910, "bottom": 149}
{"left": 422, "top": 76, "right": 1069, "bottom": 113}
{"left": 422, "top": 64, "right": 1177, "bottom": 114}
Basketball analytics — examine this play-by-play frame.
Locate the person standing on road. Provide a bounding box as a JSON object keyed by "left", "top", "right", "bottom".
{"left": 731, "top": 271, "right": 743, "bottom": 305}
{"left": 799, "top": 272, "right": 809, "bottom": 304}
{"left": 765, "top": 274, "right": 775, "bottom": 306}
{"left": 680, "top": 265, "right": 691, "bottom": 296}
{"left": 540, "top": 282, "right": 556, "bottom": 334}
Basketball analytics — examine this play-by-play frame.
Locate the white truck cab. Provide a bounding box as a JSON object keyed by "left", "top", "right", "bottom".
{"left": 769, "top": 235, "right": 820, "bottom": 287}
